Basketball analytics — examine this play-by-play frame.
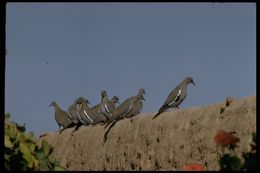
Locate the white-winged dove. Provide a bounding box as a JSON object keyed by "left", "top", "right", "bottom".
{"left": 91, "top": 95, "right": 120, "bottom": 115}
{"left": 90, "top": 104, "right": 100, "bottom": 116}
{"left": 152, "top": 77, "right": 195, "bottom": 119}
{"left": 111, "top": 95, "right": 120, "bottom": 108}
{"left": 68, "top": 97, "right": 88, "bottom": 131}
{"left": 103, "top": 88, "right": 146, "bottom": 142}
{"left": 99, "top": 90, "right": 116, "bottom": 121}
{"left": 76, "top": 97, "right": 97, "bottom": 126}
{"left": 125, "top": 89, "right": 145, "bottom": 118}
{"left": 90, "top": 95, "right": 120, "bottom": 125}
{"left": 49, "top": 101, "right": 74, "bottom": 133}
{"left": 106, "top": 88, "right": 145, "bottom": 125}
{"left": 67, "top": 98, "right": 81, "bottom": 125}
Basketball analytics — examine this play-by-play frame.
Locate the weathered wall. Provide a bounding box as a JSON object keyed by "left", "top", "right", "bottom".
{"left": 38, "top": 96, "right": 256, "bottom": 170}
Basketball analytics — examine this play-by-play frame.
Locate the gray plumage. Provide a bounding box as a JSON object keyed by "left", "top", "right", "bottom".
{"left": 90, "top": 95, "right": 120, "bottom": 125}
{"left": 122, "top": 88, "right": 145, "bottom": 119}
{"left": 105, "top": 88, "right": 145, "bottom": 127}
{"left": 90, "top": 103, "right": 101, "bottom": 116}
{"left": 91, "top": 111, "right": 107, "bottom": 125}
{"left": 103, "top": 88, "right": 146, "bottom": 142}
{"left": 99, "top": 90, "right": 116, "bottom": 121}
{"left": 76, "top": 97, "right": 97, "bottom": 126}
{"left": 67, "top": 97, "right": 82, "bottom": 125}
{"left": 111, "top": 95, "right": 120, "bottom": 108}
{"left": 152, "top": 77, "right": 195, "bottom": 119}
{"left": 91, "top": 95, "right": 120, "bottom": 115}
{"left": 49, "top": 101, "right": 74, "bottom": 133}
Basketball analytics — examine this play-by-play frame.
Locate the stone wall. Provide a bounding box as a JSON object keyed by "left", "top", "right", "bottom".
{"left": 38, "top": 96, "right": 256, "bottom": 170}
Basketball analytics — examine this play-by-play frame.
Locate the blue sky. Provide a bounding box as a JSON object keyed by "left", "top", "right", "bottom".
{"left": 5, "top": 3, "right": 256, "bottom": 137}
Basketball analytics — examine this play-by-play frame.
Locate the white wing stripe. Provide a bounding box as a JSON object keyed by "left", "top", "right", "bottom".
{"left": 84, "top": 110, "right": 94, "bottom": 122}
{"left": 104, "top": 104, "right": 111, "bottom": 115}
{"left": 124, "top": 102, "right": 133, "bottom": 117}
{"left": 77, "top": 112, "right": 85, "bottom": 124}
{"left": 168, "top": 89, "right": 181, "bottom": 106}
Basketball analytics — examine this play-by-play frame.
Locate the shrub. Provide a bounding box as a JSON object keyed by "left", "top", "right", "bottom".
{"left": 214, "top": 130, "right": 256, "bottom": 171}
{"left": 4, "top": 113, "right": 64, "bottom": 171}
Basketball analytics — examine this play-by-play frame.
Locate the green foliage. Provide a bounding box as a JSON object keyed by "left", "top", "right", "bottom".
{"left": 4, "top": 113, "right": 65, "bottom": 171}
{"left": 240, "top": 132, "right": 256, "bottom": 171}
{"left": 241, "top": 152, "right": 256, "bottom": 171}
{"left": 252, "top": 132, "right": 256, "bottom": 144}
{"left": 219, "top": 132, "right": 256, "bottom": 171}
{"left": 219, "top": 154, "right": 242, "bottom": 171}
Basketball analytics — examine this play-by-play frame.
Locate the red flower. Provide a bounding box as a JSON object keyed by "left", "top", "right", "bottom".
{"left": 182, "top": 163, "right": 206, "bottom": 171}
{"left": 214, "top": 130, "right": 240, "bottom": 149}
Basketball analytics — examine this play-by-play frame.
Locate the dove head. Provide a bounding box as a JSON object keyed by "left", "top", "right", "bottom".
{"left": 112, "top": 96, "right": 120, "bottom": 104}
{"left": 101, "top": 90, "right": 107, "bottom": 98}
{"left": 139, "top": 88, "right": 146, "bottom": 95}
{"left": 185, "top": 77, "right": 195, "bottom": 86}
{"left": 77, "top": 97, "right": 91, "bottom": 105}
{"left": 74, "top": 97, "right": 84, "bottom": 104}
{"left": 73, "top": 98, "right": 79, "bottom": 104}
{"left": 49, "top": 101, "right": 57, "bottom": 107}
{"left": 138, "top": 88, "right": 146, "bottom": 101}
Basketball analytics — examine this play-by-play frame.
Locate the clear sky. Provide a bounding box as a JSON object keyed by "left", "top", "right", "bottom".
{"left": 5, "top": 3, "right": 256, "bottom": 137}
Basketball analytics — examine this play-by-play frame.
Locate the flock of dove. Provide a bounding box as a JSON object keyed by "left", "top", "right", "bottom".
{"left": 49, "top": 77, "right": 195, "bottom": 142}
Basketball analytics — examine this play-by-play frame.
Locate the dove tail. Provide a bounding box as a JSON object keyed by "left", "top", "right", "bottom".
{"left": 152, "top": 111, "right": 162, "bottom": 119}
{"left": 152, "top": 104, "right": 169, "bottom": 119}
{"left": 103, "top": 121, "right": 117, "bottom": 143}
{"left": 66, "top": 122, "right": 76, "bottom": 128}
{"left": 104, "top": 121, "right": 112, "bottom": 129}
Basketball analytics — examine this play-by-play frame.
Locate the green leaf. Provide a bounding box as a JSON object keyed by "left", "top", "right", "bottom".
{"left": 35, "top": 149, "right": 49, "bottom": 167}
{"left": 5, "top": 125, "right": 17, "bottom": 139}
{"left": 26, "top": 132, "right": 35, "bottom": 142}
{"left": 28, "top": 142, "right": 36, "bottom": 152}
{"left": 219, "top": 154, "right": 242, "bottom": 171}
{"left": 54, "top": 166, "right": 64, "bottom": 171}
{"left": 5, "top": 113, "right": 10, "bottom": 120}
{"left": 22, "top": 153, "right": 34, "bottom": 168}
{"left": 42, "top": 140, "right": 52, "bottom": 156}
{"left": 230, "top": 157, "right": 242, "bottom": 170}
{"left": 20, "top": 159, "right": 30, "bottom": 170}
{"left": 35, "top": 148, "right": 45, "bottom": 160}
{"left": 35, "top": 148, "right": 51, "bottom": 170}
{"left": 20, "top": 142, "right": 31, "bottom": 155}
{"left": 32, "top": 155, "right": 39, "bottom": 169}
{"left": 20, "top": 143, "right": 39, "bottom": 169}
{"left": 5, "top": 135, "right": 13, "bottom": 149}
{"left": 5, "top": 154, "right": 10, "bottom": 161}
{"left": 48, "top": 155, "right": 55, "bottom": 163}
{"left": 5, "top": 161, "right": 10, "bottom": 170}
{"left": 16, "top": 122, "right": 26, "bottom": 132}
{"left": 242, "top": 152, "right": 256, "bottom": 171}
{"left": 15, "top": 131, "right": 25, "bottom": 142}
{"left": 20, "top": 142, "right": 34, "bottom": 168}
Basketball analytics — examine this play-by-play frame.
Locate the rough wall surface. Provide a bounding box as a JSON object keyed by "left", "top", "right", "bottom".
{"left": 38, "top": 96, "right": 256, "bottom": 171}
